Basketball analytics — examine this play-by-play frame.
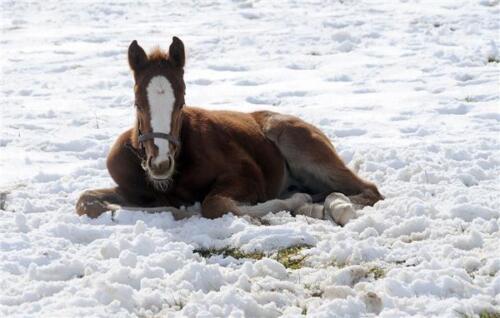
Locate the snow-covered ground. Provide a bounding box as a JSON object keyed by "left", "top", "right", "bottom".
{"left": 1, "top": 0, "right": 500, "bottom": 317}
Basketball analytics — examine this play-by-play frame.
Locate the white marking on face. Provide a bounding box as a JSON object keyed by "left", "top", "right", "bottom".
{"left": 146, "top": 75, "right": 175, "bottom": 166}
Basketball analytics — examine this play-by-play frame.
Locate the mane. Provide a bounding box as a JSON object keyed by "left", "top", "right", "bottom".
{"left": 148, "top": 46, "right": 168, "bottom": 62}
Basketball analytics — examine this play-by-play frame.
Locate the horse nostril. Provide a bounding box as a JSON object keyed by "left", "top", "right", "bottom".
{"left": 147, "top": 155, "right": 173, "bottom": 175}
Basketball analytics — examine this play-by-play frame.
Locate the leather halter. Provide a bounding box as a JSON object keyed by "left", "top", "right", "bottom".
{"left": 128, "top": 104, "right": 183, "bottom": 162}
{"left": 126, "top": 128, "right": 180, "bottom": 162}
{"left": 134, "top": 131, "right": 179, "bottom": 171}
{"left": 138, "top": 132, "right": 180, "bottom": 146}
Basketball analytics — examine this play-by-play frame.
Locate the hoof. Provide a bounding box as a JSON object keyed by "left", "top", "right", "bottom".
{"left": 76, "top": 190, "right": 112, "bottom": 218}
{"left": 288, "top": 193, "right": 312, "bottom": 210}
{"left": 295, "top": 203, "right": 324, "bottom": 219}
{"left": 324, "top": 192, "right": 356, "bottom": 226}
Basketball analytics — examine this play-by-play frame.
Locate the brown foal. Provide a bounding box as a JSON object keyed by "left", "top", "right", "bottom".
{"left": 76, "top": 37, "right": 383, "bottom": 225}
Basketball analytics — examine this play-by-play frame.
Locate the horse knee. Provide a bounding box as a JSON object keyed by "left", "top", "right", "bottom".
{"left": 201, "top": 195, "right": 239, "bottom": 219}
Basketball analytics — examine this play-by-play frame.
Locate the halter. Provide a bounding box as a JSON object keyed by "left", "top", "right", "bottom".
{"left": 135, "top": 131, "right": 180, "bottom": 171}
{"left": 125, "top": 129, "right": 180, "bottom": 163}
{"left": 135, "top": 103, "right": 184, "bottom": 147}
{"left": 126, "top": 104, "right": 183, "bottom": 162}
{"left": 138, "top": 132, "right": 180, "bottom": 146}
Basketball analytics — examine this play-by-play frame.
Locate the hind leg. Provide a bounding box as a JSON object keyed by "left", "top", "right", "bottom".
{"left": 237, "top": 192, "right": 313, "bottom": 218}
{"left": 254, "top": 111, "right": 383, "bottom": 207}
{"left": 290, "top": 194, "right": 357, "bottom": 226}
{"left": 200, "top": 180, "right": 354, "bottom": 226}
{"left": 323, "top": 192, "right": 358, "bottom": 226}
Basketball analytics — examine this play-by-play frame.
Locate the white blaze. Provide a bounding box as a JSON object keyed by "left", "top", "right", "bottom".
{"left": 146, "top": 76, "right": 175, "bottom": 165}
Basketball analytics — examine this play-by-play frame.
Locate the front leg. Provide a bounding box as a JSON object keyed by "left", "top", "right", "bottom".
{"left": 76, "top": 187, "right": 126, "bottom": 218}
{"left": 76, "top": 187, "right": 195, "bottom": 220}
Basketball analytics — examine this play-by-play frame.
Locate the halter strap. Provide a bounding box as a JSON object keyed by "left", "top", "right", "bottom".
{"left": 138, "top": 132, "right": 180, "bottom": 146}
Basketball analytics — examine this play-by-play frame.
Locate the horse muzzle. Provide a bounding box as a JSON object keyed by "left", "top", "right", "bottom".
{"left": 142, "top": 154, "right": 175, "bottom": 180}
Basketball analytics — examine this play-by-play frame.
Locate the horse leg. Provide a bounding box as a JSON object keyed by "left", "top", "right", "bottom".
{"left": 200, "top": 172, "right": 313, "bottom": 219}
{"left": 76, "top": 187, "right": 130, "bottom": 218}
{"left": 322, "top": 192, "right": 358, "bottom": 226}
{"left": 199, "top": 164, "right": 367, "bottom": 225}
{"left": 202, "top": 192, "right": 315, "bottom": 220}
{"left": 76, "top": 129, "right": 193, "bottom": 219}
{"left": 202, "top": 189, "right": 355, "bottom": 226}
{"left": 76, "top": 129, "right": 146, "bottom": 218}
{"left": 237, "top": 193, "right": 314, "bottom": 218}
{"left": 76, "top": 187, "right": 195, "bottom": 219}
{"left": 281, "top": 193, "right": 356, "bottom": 226}
{"left": 200, "top": 178, "right": 356, "bottom": 226}
{"left": 255, "top": 112, "right": 384, "bottom": 207}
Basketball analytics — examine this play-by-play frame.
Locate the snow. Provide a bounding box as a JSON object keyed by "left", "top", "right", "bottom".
{"left": 1, "top": 0, "right": 499, "bottom": 317}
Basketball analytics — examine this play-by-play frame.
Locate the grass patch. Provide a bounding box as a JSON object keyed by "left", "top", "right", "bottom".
{"left": 367, "top": 266, "right": 385, "bottom": 280}
{"left": 275, "top": 245, "right": 310, "bottom": 269}
{"left": 194, "top": 247, "right": 264, "bottom": 260}
{"left": 195, "top": 245, "right": 311, "bottom": 269}
{"left": 480, "top": 311, "right": 500, "bottom": 318}
{"left": 456, "top": 310, "right": 500, "bottom": 318}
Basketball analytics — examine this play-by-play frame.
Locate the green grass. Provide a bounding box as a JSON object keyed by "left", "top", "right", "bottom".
{"left": 367, "top": 266, "right": 385, "bottom": 280}
{"left": 275, "top": 245, "right": 309, "bottom": 269}
{"left": 479, "top": 311, "right": 500, "bottom": 318}
{"left": 195, "top": 245, "right": 311, "bottom": 269}
{"left": 194, "top": 247, "right": 264, "bottom": 260}
{"left": 456, "top": 310, "right": 500, "bottom": 318}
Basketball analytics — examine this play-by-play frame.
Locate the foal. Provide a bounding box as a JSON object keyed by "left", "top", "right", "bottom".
{"left": 76, "top": 37, "right": 383, "bottom": 225}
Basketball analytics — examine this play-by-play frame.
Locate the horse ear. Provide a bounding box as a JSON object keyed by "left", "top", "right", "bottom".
{"left": 128, "top": 40, "right": 148, "bottom": 72}
{"left": 168, "top": 36, "right": 185, "bottom": 68}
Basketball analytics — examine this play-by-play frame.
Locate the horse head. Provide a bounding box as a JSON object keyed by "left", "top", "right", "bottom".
{"left": 128, "top": 37, "right": 186, "bottom": 190}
